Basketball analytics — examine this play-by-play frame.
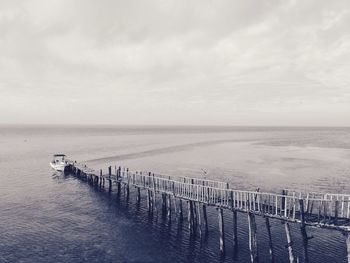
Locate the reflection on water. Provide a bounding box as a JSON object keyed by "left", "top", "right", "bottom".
{"left": 0, "top": 125, "right": 349, "bottom": 262}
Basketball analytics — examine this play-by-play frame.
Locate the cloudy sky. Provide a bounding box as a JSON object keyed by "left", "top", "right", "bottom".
{"left": 0, "top": 0, "right": 349, "bottom": 126}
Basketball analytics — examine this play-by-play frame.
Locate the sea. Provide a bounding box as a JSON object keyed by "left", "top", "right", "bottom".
{"left": 1, "top": 125, "right": 350, "bottom": 263}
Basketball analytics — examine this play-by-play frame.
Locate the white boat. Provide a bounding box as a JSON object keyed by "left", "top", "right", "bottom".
{"left": 50, "top": 154, "right": 68, "bottom": 171}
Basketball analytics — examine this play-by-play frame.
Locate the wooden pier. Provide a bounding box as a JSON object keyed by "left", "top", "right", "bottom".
{"left": 67, "top": 160, "right": 350, "bottom": 263}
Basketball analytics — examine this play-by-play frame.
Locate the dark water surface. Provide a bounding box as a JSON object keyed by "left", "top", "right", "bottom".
{"left": 1, "top": 125, "right": 350, "bottom": 262}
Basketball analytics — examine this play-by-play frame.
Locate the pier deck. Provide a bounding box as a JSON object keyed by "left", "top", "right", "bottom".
{"left": 66, "top": 160, "right": 350, "bottom": 263}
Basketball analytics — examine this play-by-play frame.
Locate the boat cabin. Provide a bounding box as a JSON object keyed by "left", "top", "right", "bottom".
{"left": 52, "top": 154, "right": 66, "bottom": 163}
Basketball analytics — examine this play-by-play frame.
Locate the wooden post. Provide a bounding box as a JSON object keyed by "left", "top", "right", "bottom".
{"left": 218, "top": 207, "right": 225, "bottom": 255}
{"left": 167, "top": 194, "right": 172, "bottom": 218}
{"left": 126, "top": 168, "right": 129, "bottom": 194}
{"left": 137, "top": 187, "right": 141, "bottom": 203}
{"left": 203, "top": 204, "right": 208, "bottom": 233}
{"left": 190, "top": 179, "right": 196, "bottom": 229}
{"left": 345, "top": 232, "right": 350, "bottom": 263}
{"left": 188, "top": 201, "right": 192, "bottom": 230}
{"left": 108, "top": 178, "right": 112, "bottom": 192}
{"left": 317, "top": 200, "right": 322, "bottom": 222}
{"left": 284, "top": 222, "right": 295, "bottom": 263}
{"left": 117, "top": 167, "right": 121, "bottom": 193}
{"left": 299, "top": 199, "right": 309, "bottom": 263}
{"left": 173, "top": 197, "right": 177, "bottom": 216}
{"left": 150, "top": 190, "right": 154, "bottom": 211}
{"left": 335, "top": 200, "right": 339, "bottom": 224}
{"left": 281, "top": 190, "right": 286, "bottom": 213}
{"left": 197, "top": 202, "right": 202, "bottom": 236}
{"left": 147, "top": 190, "right": 151, "bottom": 211}
{"left": 190, "top": 201, "right": 195, "bottom": 231}
{"left": 108, "top": 166, "right": 112, "bottom": 192}
{"left": 188, "top": 201, "right": 195, "bottom": 233}
{"left": 193, "top": 200, "right": 198, "bottom": 229}
{"left": 152, "top": 173, "right": 157, "bottom": 212}
{"left": 99, "top": 169, "right": 102, "bottom": 188}
{"left": 248, "top": 212, "right": 259, "bottom": 263}
{"left": 233, "top": 210, "right": 238, "bottom": 249}
{"left": 162, "top": 193, "right": 167, "bottom": 213}
{"left": 265, "top": 217, "right": 275, "bottom": 263}
{"left": 179, "top": 199, "right": 183, "bottom": 221}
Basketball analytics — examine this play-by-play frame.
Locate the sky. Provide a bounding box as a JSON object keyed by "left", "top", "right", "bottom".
{"left": 0, "top": 0, "right": 349, "bottom": 126}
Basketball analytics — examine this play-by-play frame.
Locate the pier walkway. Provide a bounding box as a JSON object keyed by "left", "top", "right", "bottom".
{"left": 66, "top": 160, "right": 350, "bottom": 263}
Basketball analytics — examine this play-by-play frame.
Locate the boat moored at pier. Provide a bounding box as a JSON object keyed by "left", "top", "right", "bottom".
{"left": 50, "top": 154, "right": 68, "bottom": 171}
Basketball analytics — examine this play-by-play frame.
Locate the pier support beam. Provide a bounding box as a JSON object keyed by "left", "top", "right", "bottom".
{"left": 136, "top": 187, "right": 141, "bottom": 203}
{"left": 248, "top": 212, "right": 259, "bottom": 263}
{"left": 345, "top": 232, "right": 350, "bottom": 263}
{"left": 179, "top": 199, "right": 183, "bottom": 221}
{"left": 108, "top": 166, "right": 112, "bottom": 192}
{"left": 218, "top": 207, "right": 225, "bottom": 255}
{"left": 187, "top": 201, "right": 196, "bottom": 233}
{"left": 233, "top": 210, "right": 238, "bottom": 249}
{"left": 197, "top": 202, "right": 202, "bottom": 237}
{"left": 99, "top": 169, "right": 102, "bottom": 188}
{"left": 126, "top": 169, "right": 130, "bottom": 199}
{"left": 284, "top": 222, "right": 295, "bottom": 263}
{"left": 147, "top": 190, "right": 152, "bottom": 211}
{"left": 167, "top": 194, "right": 172, "bottom": 218}
{"left": 203, "top": 204, "right": 208, "bottom": 233}
{"left": 265, "top": 217, "right": 274, "bottom": 263}
{"left": 188, "top": 201, "right": 192, "bottom": 231}
{"left": 299, "top": 199, "right": 309, "bottom": 263}
{"left": 162, "top": 193, "right": 167, "bottom": 214}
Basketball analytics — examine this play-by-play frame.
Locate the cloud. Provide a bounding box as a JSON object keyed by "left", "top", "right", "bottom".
{"left": 0, "top": 0, "right": 349, "bottom": 125}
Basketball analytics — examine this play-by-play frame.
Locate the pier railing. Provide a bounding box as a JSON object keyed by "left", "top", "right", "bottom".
{"left": 114, "top": 167, "right": 350, "bottom": 226}
{"left": 69, "top": 162, "right": 350, "bottom": 229}
{"left": 68, "top": 161, "right": 350, "bottom": 262}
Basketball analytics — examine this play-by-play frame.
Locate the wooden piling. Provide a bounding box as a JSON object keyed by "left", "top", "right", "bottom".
{"left": 167, "top": 194, "right": 172, "bottom": 218}
{"left": 99, "top": 169, "right": 102, "bottom": 188}
{"left": 173, "top": 197, "right": 177, "bottom": 216}
{"left": 117, "top": 167, "right": 121, "bottom": 193}
{"left": 233, "top": 210, "right": 238, "bottom": 248}
{"left": 265, "top": 217, "right": 275, "bottom": 263}
{"left": 335, "top": 200, "right": 339, "bottom": 224}
{"left": 284, "top": 222, "right": 295, "bottom": 263}
{"left": 162, "top": 193, "right": 167, "bottom": 213}
{"left": 147, "top": 190, "right": 151, "bottom": 211}
{"left": 202, "top": 204, "right": 208, "bottom": 234}
{"left": 187, "top": 201, "right": 193, "bottom": 231}
{"left": 137, "top": 187, "right": 141, "bottom": 203}
{"left": 248, "top": 212, "right": 259, "bottom": 263}
{"left": 179, "top": 199, "right": 183, "bottom": 221}
{"left": 151, "top": 173, "right": 157, "bottom": 212}
{"left": 187, "top": 201, "right": 196, "bottom": 232}
{"left": 108, "top": 166, "right": 112, "bottom": 192}
{"left": 345, "top": 232, "right": 350, "bottom": 263}
{"left": 108, "top": 179, "right": 112, "bottom": 192}
{"left": 150, "top": 190, "right": 154, "bottom": 211}
{"left": 190, "top": 201, "right": 195, "bottom": 231}
{"left": 218, "top": 207, "right": 225, "bottom": 255}
{"left": 126, "top": 168, "right": 130, "bottom": 199}
{"left": 299, "top": 199, "right": 309, "bottom": 263}
{"left": 197, "top": 202, "right": 202, "bottom": 236}
{"left": 281, "top": 190, "right": 287, "bottom": 215}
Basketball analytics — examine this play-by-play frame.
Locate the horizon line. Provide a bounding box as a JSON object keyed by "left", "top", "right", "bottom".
{"left": 1, "top": 123, "right": 349, "bottom": 128}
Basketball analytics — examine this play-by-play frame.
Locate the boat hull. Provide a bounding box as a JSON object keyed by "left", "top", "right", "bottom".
{"left": 50, "top": 162, "right": 67, "bottom": 171}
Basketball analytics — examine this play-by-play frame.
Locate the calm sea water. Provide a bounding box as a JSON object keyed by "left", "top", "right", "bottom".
{"left": 1, "top": 125, "right": 350, "bottom": 263}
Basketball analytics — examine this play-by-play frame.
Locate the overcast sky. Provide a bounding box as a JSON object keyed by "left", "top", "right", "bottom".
{"left": 0, "top": 0, "right": 349, "bottom": 126}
